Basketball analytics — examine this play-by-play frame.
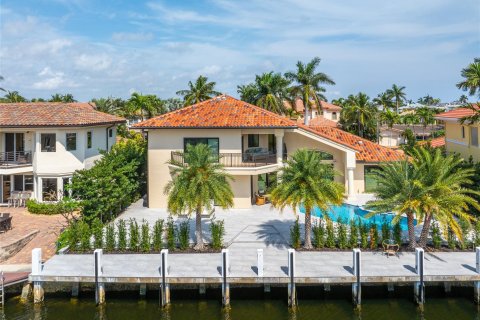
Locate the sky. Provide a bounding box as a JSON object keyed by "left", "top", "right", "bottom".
{"left": 0, "top": 0, "right": 479, "bottom": 102}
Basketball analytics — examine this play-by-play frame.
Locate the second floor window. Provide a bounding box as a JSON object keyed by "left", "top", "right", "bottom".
{"left": 471, "top": 127, "right": 479, "bottom": 147}
{"left": 41, "top": 133, "right": 56, "bottom": 152}
{"left": 184, "top": 138, "right": 219, "bottom": 156}
{"left": 66, "top": 133, "right": 77, "bottom": 151}
{"left": 87, "top": 131, "right": 92, "bottom": 149}
{"left": 248, "top": 134, "right": 259, "bottom": 148}
{"left": 461, "top": 126, "right": 465, "bottom": 139}
{"left": 332, "top": 112, "right": 337, "bottom": 120}
{"left": 109, "top": 128, "right": 113, "bottom": 137}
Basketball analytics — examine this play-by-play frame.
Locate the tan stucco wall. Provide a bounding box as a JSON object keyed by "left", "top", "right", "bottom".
{"left": 230, "top": 175, "right": 252, "bottom": 208}
{"left": 444, "top": 121, "right": 480, "bottom": 162}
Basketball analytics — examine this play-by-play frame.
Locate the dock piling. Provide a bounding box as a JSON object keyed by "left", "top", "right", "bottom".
{"left": 287, "top": 249, "right": 296, "bottom": 307}
{"left": 221, "top": 249, "right": 230, "bottom": 307}
{"left": 352, "top": 248, "right": 361, "bottom": 307}
{"left": 32, "top": 248, "right": 44, "bottom": 303}
{"left": 94, "top": 249, "right": 105, "bottom": 305}
{"left": 475, "top": 247, "right": 480, "bottom": 304}
{"left": 160, "top": 249, "right": 170, "bottom": 307}
{"left": 71, "top": 283, "right": 79, "bottom": 298}
{"left": 257, "top": 249, "right": 264, "bottom": 277}
{"left": 414, "top": 248, "right": 425, "bottom": 306}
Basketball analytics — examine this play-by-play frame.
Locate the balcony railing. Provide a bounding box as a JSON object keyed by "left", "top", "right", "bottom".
{"left": 171, "top": 151, "right": 277, "bottom": 168}
{"left": 0, "top": 151, "right": 32, "bottom": 167}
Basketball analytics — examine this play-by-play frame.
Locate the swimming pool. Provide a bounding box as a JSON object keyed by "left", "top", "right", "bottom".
{"left": 299, "top": 204, "right": 415, "bottom": 231}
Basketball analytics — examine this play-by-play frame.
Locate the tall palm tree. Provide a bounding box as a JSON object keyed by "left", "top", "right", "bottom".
{"left": 386, "top": 84, "right": 407, "bottom": 113}
{"left": 415, "top": 107, "right": 435, "bottom": 140}
{"left": 126, "top": 93, "right": 165, "bottom": 120}
{"left": 285, "top": 57, "right": 335, "bottom": 125}
{"left": 0, "top": 75, "right": 5, "bottom": 92}
{"left": 237, "top": 83, "right": 259, "bottom": 104}
{"left": 270, "top": 149, "right": 344, "bottom": 249}
{"left": 3, "top": 91, "right": 26, "bottom": 102}
{"left": 62, "top": 93, "right": 76, "bottom": 102}
{"left": 176, "top": 75, "right": 221, "bottom": 106}
{"left": 459, "top": 94, "right": 469, "bottom": 104}
{"left": 252, "top": 72, "right": 290, "bottom": 114}
{"left": 165, "top": 144, "right": 234, "bottom": 250}
{"left": 380, "top": 109, "right": 400, "bottom": 146}
{"left": 341, "top": 92, "right": 375, "bottom": 138}
{"left": 373, "top": 92, "right": 394, "bottom": 111}
{"left": 457, "top": 58, "right": 480, "bottom": 97}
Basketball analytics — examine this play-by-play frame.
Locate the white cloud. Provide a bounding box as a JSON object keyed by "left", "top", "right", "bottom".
{"left": 74, "top": 54, "right": 112, "bottom": 71}
{"left": 112, "top": 32, "right": 154, "bottom": 42}
{"left": 32, "top": 67, "right": 77, "bottom": 90}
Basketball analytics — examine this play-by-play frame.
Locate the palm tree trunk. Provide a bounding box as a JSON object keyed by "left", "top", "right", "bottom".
{"left": 304, "top": 206, "right": 312, "bottom": 249}
{"left": 418, "top": 214, "right": 432, "bottom": 248}
{"left": 407, "top": 211, "right": 417, "bottom": 249}
{"left": 194, "top": 207, "right": 204, "bottom": 250}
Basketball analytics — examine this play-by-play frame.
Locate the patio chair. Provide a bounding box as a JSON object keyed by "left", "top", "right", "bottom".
{"left": 382, "top": 239, "right": 399, "bottom": 256}
{"left": 19, "top": 192, "right": 32, "bottom": 207}
{"left": 0, "top": 216, "right": 12, "bottom": 233}
{"left": 7, "top": 192, "right": 21, "bottom": 208}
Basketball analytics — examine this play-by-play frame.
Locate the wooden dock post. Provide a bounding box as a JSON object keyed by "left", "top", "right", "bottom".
{"left": 474, "top": 247, "right": 480, "bottom": 304}
{"left": 94, "top": 249, "right": 105, "bottom": 305}
{"left": 71, "top": 283, "right": 79, "bottom": 298}
{"left": 221, "top": 249, "right": 230, "bottom": 307}
{"left": 352, "top": 248, "right": 361, "bottom": 307}
{"left": 32, "top": 248, "right": 44, "bottom": 303}
{"left": 414, "top": 248, "right": 425, "bottom": 306}
{"left": 287, "top": 249, "right": 296, "bottom": 307}
{"left": 257, "top": 249, "right": 264, "bottom": 277}
{"left": 160, "top": 249, "right": 170, "bottom": 307}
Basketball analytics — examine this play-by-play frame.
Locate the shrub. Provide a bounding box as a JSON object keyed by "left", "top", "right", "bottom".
{"left": 166, "top": 217, "right": 176, "bottom": 250}
{"left": 431, "top": 222, "right": 442, "bottom": 249}
{"left": 140, "top": 220, "right": 151, "bottom": 253}
{"left": 152, "top": 219, "right": 164, "bottom": 251}
{"left": 475, "top": 222, "right": 480, "bottom": 247}
{"left": 210, "top": 219, "right": 226, "bottom": 250}
{"left": 349, "top": 219, "right": 359, "bottom": 248}
{"left": 105, "top": 223, "right": 116, "bottom": 251}
{"left": 290, "top": 217, "right": 301, "bottom": 249}
{"left": 92, "top": 218, "right": 104, "bottom": 249}
{"left": 381, "top": 221, "right": 391, "bottom": 242}
{"left": 312, "top": 220, "right": 325, "bottom": 248}
{"left": 26, "top": 198, "right": 79, "bottom": 215}
{"left": 360, "top": 222, "right": 369, "bottom": 249}
{"left": 393, "top": 223, "right": 402, "bottom": 246}
{"left": 458, "top": 218, "right": 471, "bottom": 250}
{"left": 78, "top": 220, "right": 91, "bottom": 252}
{"left": 117, "top": 220, "right": 127, "bottom": 251}
{"left": 369, "top": 224, "right": 378, "bottom": 249}
{"left": 67, "top": 221, "right": 80, "bottom": 252}
{"left": 129, "top": 219, "right": 140, "bottom": 251}
{"left": 337, "top": 219, "right": 347, "bottom": 249}
{"left": 326, "top": 220, "right": 336, "bottom": 248}
{"left": 178, "top": 220, "right": 190, "bottom": 250}
{"left": 447, "top": 227, "right": 456, "bottom": 250}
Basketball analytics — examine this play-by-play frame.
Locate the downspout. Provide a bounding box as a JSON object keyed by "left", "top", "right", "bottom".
{"left": 105, "top": 124, "right": 115, "bottom": 151}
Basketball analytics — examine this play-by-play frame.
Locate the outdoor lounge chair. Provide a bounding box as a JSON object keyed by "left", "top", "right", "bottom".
{"left": 382, "top": 239, "right": 399, "bottom": 256}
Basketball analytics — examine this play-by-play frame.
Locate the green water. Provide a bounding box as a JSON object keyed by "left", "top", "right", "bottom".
{"left": 3, "top": 296, "right": 478, "bottom": 320}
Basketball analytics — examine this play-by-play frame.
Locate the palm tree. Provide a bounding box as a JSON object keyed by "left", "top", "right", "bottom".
{"left": 386, "top": 84, "right": 407, "bottom": 113}
{"left": 460, "top": 103, "right": 480, "bottom": 125}
{"left": 3, "top": 91, "right": 26, "bottom": 102}
{"left": 0, "top": 75, "right": 5, "bottom": 92}
{"left": 252, "top": 72, "right": 290, "bottom": 114}
{"left": 415, "top": 107, "right": 435, "bottom": 140}
{"left": 341, "top": 93, "right": 375, "bottom": 138}
{"left": 126, "top": 93, "right": 165, "bottom": 120}
{"left": 237, "top": 83, "right": 259, "bottom": 104}
{"left": 373, "top": 92, "right": 394, "bottom": 111}
{"left": 62, "top": 93, "right": 76, "bottom": 102}
{"left": 165, "top": 144, "right": 234, "bottom": 250}
{"left": 285, "top": 57, "right": 335, "bottom": 125}
{"left": 380, "top": 109, "right": 400, "bottom": 146}
{"left": 50, "top": 93, "right": 63, "bottom": 102}
{"left": 459, "top": 94, "right": 469, "bottom": 104}
{"left": 270, "top": 149, "right": 344, "bottom": 249}
{"left": 457, "top": 58, "right": 480, "bottom": 97}
{"left": 176, "top": 75, "right": 221, "bottom": 106}
{"left": 91, "top": 97, "right": 125, "bottom": 115}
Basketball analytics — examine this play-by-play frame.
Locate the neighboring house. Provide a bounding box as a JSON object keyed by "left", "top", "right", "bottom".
{"left": 289, "top": 98, "right": 342, "bottom": 123}
{"left": 418, "top": 136, "right": 446, "bottom": 148}
{"left": 379, "top": 124, "right": 444, "bottom": 147}
{"left": 133, "top": 95, "right": 403, "bottom": 209}
{"left": 0, "top": 102, "right": 125, "bottom": 203}
{"left": 435, "top": 106, "right": 479, "bottom": 161}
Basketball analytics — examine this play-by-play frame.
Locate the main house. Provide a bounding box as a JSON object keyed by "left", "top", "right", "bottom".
{"left": 435, "top": 106, "right": 479, "bottom": 161}
{"left": 134, "top": 95, "right": 403, "bottom": 209}
{"left": 0, "top": 102, "right": 125, "bottom": 204}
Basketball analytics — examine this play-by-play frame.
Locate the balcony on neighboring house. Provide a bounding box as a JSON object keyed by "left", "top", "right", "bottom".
{"left": 0, "top": 151, "right": 32, "bottom": 168}
{"left": 171, "top": 150, "right": 277, "bottom": 168}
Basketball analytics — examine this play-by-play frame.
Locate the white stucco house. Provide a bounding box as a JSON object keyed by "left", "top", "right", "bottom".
{"left": 0, "top": 102, "right": 125, "bottom": 203}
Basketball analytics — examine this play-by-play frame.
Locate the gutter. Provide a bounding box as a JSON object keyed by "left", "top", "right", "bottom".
{"left": 106, "top": 124, "right": 115, "bottom": 151}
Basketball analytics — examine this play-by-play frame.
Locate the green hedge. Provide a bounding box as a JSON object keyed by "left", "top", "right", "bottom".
{"left": 26, "top": 199, "right": 76, "bottom": 215}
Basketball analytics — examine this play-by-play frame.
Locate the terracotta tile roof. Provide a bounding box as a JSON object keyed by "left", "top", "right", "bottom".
{"left": 0, "top": 102, "right": 125, "bottom": 127}
{"left": 305, "top": 125, "right": 405, "bottom": 162}
{"left": 290, "top": 98, "right": 342, "bottom": 113}
{"left": 419, "top": 136, "right": 445, "bottom": 148}
{"left": 308, "top": 115, "right": 338, "bottom": 128}
{"left": 320, "top": 101, "right": 342, "bottom": 112}
{"left": 133, "top": 95, "right": 297, "bottom": 129}
{"left": 435, "top": 105, "right": 478, "bottom": 120}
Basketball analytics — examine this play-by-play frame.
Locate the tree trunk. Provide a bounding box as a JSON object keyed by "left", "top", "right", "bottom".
{"left": 418, "top": 214, "right": 432, "bottom": 248}
{"left": 194, "top": 207, "right": 204, "bottom": 250}
{"left": 407, "top": 212, "right": 417, "bottom": 249}
{"left": 304, "top": 207, "right": 312, "bottom": 249}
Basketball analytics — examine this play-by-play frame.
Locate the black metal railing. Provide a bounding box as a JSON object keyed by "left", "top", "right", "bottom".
{"left": 171, "top": 151, "right": 277, "bottom": 167}
{"left": 0, "top": 151, "right": 32, "bottom": 167}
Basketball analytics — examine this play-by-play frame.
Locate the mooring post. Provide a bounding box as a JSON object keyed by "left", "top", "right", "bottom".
{"left": 414, "top": 247, "right": 425, "bottom": 306}
{"left": 160, "top": 249, "right": 170, "bottom": 307}
{"left": 352, "top": 248, "right": 361, "bottom": 307}
{"left": 94, "top": 249, "right": 105, "bottom": 305}
{"left": 31, "top": 248, "right": 44, "bottom": 303}
{"left": 474, "top": 247, "right": 480, "bottom": 304}
{"left": 71, "top": 283, "right": 80, "bottom": 298}
{"left": 287, "top": 249, "right": 296, "bottom": 307}
{"left": 221, "top": 249, "right": 230, "bottom": 307}
{"left": 257, "top": 249, "right": 264, "bottom": 277}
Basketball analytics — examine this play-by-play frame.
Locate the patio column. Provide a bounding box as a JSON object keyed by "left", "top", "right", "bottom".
{"left": 275, "top": 131, "right": 284, "bottom": 165}
{"left": 347, "top": 167, "right": 355, "bottom": 198}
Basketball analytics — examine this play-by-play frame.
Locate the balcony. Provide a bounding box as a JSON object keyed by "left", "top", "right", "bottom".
{"left": 0, "top": 151, "right": 32, "bottom": 168}
{"left": 171, "top": 151, "right": 277, "bottom": 168}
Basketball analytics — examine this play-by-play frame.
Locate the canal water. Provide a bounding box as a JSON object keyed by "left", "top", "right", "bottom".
{"left": 2, "top": 296, "right": 478, "bottom": 320}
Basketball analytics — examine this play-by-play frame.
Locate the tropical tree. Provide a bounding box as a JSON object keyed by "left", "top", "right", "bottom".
{"left": 251, "top": 72, "right": 290, "bottom": 114}
{"left": 3, "top": 90, "right": 26, "bottom": 102}
{"left": 373, "top": 92, "right": 394, "bottom": 111}
{"left": 459, "top": 94, "right": 469, "bottom": 104}
{"left": 270, "top": 149, "right": 344, "bottom": 249}
{"left": 163, "top": 98, "right": 183, "bottom": 112}
{"left": 126, "top": 93, "right": 166, "bottom": 121}
{"left": 50, "top": 93, "right": 76, "bottom": 102}
{"left": 285, "top": 57, "right": 335, "bottom": 124}
{"left": 416, "top": 107, "right": 435, "bottom": 140}
{"left": 176, "top": 75, "right": 221, "bottom": 106}
{"left": 457, "top": 58, "right": 480, "bottom": 97}
{"left": 237, "top": 83, "right": 259, "bottom": 104}
{"left": 165, "top": 144, "right": 234, "bottom": 250}
{"left": 386, "top": 84, "right": 407, "bottom": 113}
{"left": 380, "top": 109, "right": 400, "bottom": 146}
{"left": 340, "top": 92, "right": 377, "bottom": 139}
{"left": 460, "top": 103, "right": 480, "bottom": 125}
{"left": 91, "top": 97, "right": 125, "bottom": 115}
{"left": 401, "top": 113, "right": 419, "bottom": 128}
{"left": 0, "top": 75, "right": 5, "bottom": 92}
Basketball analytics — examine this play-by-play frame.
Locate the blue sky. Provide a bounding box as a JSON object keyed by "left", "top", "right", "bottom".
{"left": 0, "top": 0, "right": 479, "bottom": 102}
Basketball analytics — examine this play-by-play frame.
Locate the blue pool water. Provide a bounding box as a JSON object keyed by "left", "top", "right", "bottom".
{"left": 300, "top": 204, "right": 415, "bottom": 231}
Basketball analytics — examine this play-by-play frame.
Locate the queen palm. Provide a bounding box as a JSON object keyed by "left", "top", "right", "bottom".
{"left": 176, "top": 75, "right": 221, "bottom": 106}
{"left": 270, "top": 149, "right": 344, "bottom": 249}
{"left": 386, "top": 84, "right": 407, "bottom": 113}
{"left": 285, "top": 57, "right": 335, "bottom": 125}
{"left": 3, "top": 90, "right": 26, "bottom": 103}
{"left": 253, "top": 72, "right": 290, "bottom": 114}
{"left": 415, "top": 107, "right": 435, "bottom": 140}
{"left": 373, "top": 92, "right": 394, "bottom": 111}
{"left": 457, "top": 58, "right": 480, "bottom": 97}
{"left": 380, "top": 109, "right": 400, "bottom": 146}
{"left": 460, "top": 103, "right": 480, "bottom": 125}
{"left": 237, "top": 83, "right": 258, "bottom": 104}
{"left": 342, "top": 92, "right": 375, "bottom": 138}
{"left": 165, "top": 144, "right": 234, "bottom": 250}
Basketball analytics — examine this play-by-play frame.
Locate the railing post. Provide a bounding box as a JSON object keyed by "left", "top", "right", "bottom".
{"left": 257, "top": 249, "right": 264, "bottom": 277}
{"left": 288, "top": 249, "right": 296, "bottom": 307}
{"left": 94, "top": 249, "right": 105, "bottom": 305}
{"left": 32, "top": 248, "right": 44, "bottom": 303}
{"left": 414, "top": 248, "right": 425, "bottom": 306}
{"left": 160, "top": 249, "right": 170, "bottom": 307}
{"left": 221, "top": 249, "right": 230, "bottom": 307}
{"left": 475, "top": 247, "right": 480, "bottom": 304}
{"left": 352, "top": 248, "right": 361, "bottom": 307}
